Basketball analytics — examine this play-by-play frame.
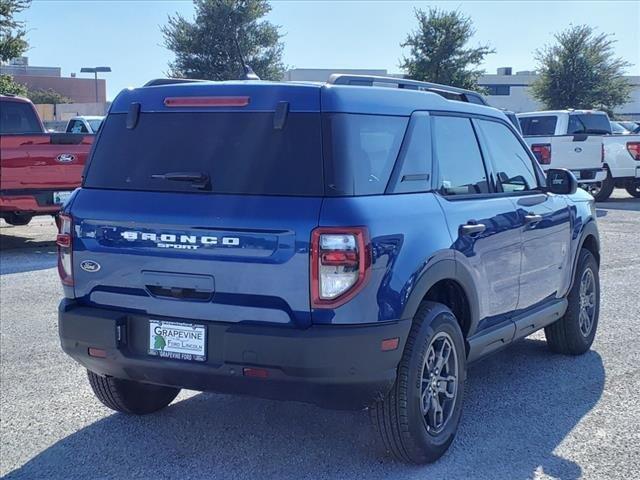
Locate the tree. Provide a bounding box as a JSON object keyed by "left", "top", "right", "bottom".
{"left": 0, "top": 0, "right": 30, "bottom": 95}
{"left": 27, "top": 88, "right": 71, "bottom": 104}
{"left": 162, "top": 0, "right": 285, "bottom": 81}
{"left": 0, "top": 73, "right": 25, "bottom": 95}
{"left": 532, "top": 25, "right": 632, "bottom": 111}
{"left": 0, "top": 0, "right": 30, "bottom": 62}
{"left": 400, "top": 8, "right": 494, "bottom": 90}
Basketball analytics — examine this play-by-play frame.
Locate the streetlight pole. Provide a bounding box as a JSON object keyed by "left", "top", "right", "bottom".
{"left": 80, "top": 66, "right": 112, "bottom": 103}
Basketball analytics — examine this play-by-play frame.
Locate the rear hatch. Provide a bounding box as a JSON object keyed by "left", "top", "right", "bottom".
{"left": 71, "top": 83, "right": 323, "bottom": 328}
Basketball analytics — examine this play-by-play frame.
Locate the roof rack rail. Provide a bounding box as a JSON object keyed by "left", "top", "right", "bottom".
{"left": 143, "top": 78, "right": 208, "bottom": 87}
{"left": 326, "top": 74, "right": 488, "bottom": 106}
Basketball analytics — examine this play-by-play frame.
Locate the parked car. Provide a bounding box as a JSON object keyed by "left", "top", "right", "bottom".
{"left": 610, "top": 120, "right": 631, "bottom": 135}
{"left": 518, "top": 110, "right": 640, "bottom": 200}
{"left": 57, "top": 76, "right": 601, "bottom": 464}
{"left": 0, "top": 95, "right": 94, "bottom": 226}
{"left": 618, "top": 120, "right": 640, "bottom": 134}
{"left": 65, "top": 115, "right": 104, "bottom": 134}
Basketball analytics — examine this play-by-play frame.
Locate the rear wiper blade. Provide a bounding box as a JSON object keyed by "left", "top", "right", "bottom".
{"left": 151, "top": 171, "right": 211, "bottom": 190}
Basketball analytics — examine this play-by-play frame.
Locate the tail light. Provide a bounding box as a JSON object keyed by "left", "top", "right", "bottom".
{"left": 627, "top": 142, "right": 640, "bottom": 160}
{"left": 311, "top": 227, "right": 371, "bottom": 308}
{"left": 531, "top": 143, "right": 551, "bottom": 165}
{"left": 56, "top": 213, "right": 73, "bottom": 286}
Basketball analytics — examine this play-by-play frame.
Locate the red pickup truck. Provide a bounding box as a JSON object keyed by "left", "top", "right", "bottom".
{"left": 0, "top": 95, "right": 94, "bottom": 225}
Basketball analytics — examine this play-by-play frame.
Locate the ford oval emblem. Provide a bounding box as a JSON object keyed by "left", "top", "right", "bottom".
{"left": 80, "top": 260, "right": 101, "bottom": 273}
{"left": 57, "top": 153, "right": 76, "bottom": 163}
{"left": 574, "top": 147, "right": 582, "bottom": 153}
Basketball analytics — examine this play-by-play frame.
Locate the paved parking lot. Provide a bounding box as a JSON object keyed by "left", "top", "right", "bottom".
{"left": 1, "top": 193, "right": 639, "bottom": 480}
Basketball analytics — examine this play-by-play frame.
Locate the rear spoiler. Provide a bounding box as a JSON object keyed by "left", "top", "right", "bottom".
{"left": 143, "top": 78, "right": 208, "bottom": 87}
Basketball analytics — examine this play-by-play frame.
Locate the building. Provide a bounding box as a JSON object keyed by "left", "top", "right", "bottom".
{"left": 284, "top": 67, "right": 640, "bottom": 119}
{"left": 1, "top": 57, "right": 107, "bottom": 104}
{"left": 479, "top": 67, "right": 640, "bottom": 119}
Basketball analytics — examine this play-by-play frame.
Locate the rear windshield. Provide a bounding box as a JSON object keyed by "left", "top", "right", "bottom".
{"left": 519, "top": 116, "right": 557, "bottom": 136}
{"left": 84, "top": 112, "right": 323, "bottom": 196}
{"left": 85, "top": 111, "right": 410, "bottom": 197}
{"left": 568, "top": 114, "right": 611, "bottom": 135}
{"left": 0, "top": 101, "right": 42, "bottom": 134}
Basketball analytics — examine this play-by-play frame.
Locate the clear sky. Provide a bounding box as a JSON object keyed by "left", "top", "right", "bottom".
{"left": 18, "top": 0, "right": 640, "bottom": 100}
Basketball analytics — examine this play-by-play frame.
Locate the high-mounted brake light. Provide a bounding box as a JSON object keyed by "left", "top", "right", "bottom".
{"left": 56, "top": 213, "right": 73, "bottom": 286}
{"left": 164, "top": 96, "right": 250, "bottom": 107}
{"left": 531, "top": 143, "right": 552, "bottom": 165}
{"left": 311, "top": 227, "right": 371, "bottom": 308}
{"left": 626, "top": 141, "right": 640, "bottom": 161}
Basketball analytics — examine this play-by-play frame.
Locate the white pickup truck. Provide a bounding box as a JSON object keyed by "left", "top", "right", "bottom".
{"left": 518, "top": 110, "right": 640, "bottom": 201}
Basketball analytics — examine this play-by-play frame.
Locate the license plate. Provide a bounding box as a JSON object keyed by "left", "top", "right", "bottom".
{"left": 572, "top": 171, "right": 582, "bottom": 180}
{"left": 148, "top": 320, "right": 206, "bottom": 362}
{"left": 53, "top": 191, "right": 72, "bottom": 205}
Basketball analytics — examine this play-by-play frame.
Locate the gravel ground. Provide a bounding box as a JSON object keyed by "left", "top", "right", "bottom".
{"left": 1, "top": 192, "right": 639, "bottom": 480}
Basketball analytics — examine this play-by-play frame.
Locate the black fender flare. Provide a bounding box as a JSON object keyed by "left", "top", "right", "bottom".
{"left": 569, "top": 220, "right": 600, "bottom": 291}
{"left": 400, "top": 258, "right": 481, "bottom": 336}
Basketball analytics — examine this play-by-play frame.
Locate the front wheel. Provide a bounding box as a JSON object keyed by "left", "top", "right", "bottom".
{"left": 625, "top": 180, "right": 640, "bottom": 198}
{"left": 545, "top": 249, "right": 600, "bottom": 355}
{"left": 370, "top": 302, "right": 466, "bottom": 464}
{"left": 87, "top": 370, "right": 180, "bottom": 414}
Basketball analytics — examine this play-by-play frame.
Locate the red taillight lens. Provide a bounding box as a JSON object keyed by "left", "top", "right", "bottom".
{"left": 164, "top": 96, "right": 250, "bottom": 107}
{"left": 57, "top": 213, "right": 73, "bottom": 286}
{"left": 311, "top": 227, "right": 371, "bottom": 308}
{"left": 531, "top": 143, "right": 552, "bottom": 165}
{"left": 627, "top": 142, "right": 640, "bottom": 160}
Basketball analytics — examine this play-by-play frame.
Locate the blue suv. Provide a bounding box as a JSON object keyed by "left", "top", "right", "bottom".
{"left": 57, "top": 75, "right": 601, "bottom": 464}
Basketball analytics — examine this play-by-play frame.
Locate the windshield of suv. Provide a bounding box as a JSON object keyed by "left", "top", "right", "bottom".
{"left": 84, "top": 112, "right": 324, "bottom": 196}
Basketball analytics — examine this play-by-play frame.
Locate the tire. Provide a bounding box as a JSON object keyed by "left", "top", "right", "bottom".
{"left": 586, "top": 169, "right": 614, "bottom": 202}
{"left": 545, "top": 249, "right": 600, "bottom": 355}
{"left": 370, "top": 301, "right": 466, "bottom": 464}
{"left": 3, "top": 213, "right": 33, "bottom": 226}
{"left": 624, "top": 180, "right": 640, "bottom": 198}
{"left": 87, "top": 370, "right": 180, "bottom": 414}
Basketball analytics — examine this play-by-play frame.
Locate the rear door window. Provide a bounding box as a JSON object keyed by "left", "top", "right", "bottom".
{"left": 432, "top": 115, "right": 489, "bottom": 196}
{"left": 518, "top": 116, "right": 557, "bottom": 136}
{"left": 84, "top": 112, "right": 323, "bottom": 196}
{"left": 0, "top": 101, "right": 42, "bottom": 134}
{"left": 323, "top": 114, "right": 408, "bottom": 196}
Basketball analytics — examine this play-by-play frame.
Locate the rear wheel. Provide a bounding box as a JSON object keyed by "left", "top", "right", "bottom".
{"left": 625, "top": 180, "right": 640, "bottom": 198}
{"left": 3, "top": 213, "right": 33, "bottom": 226}
{"left": 87, "top": 370, "right": 180, "bottom": 414}
{"left": 545, "top": 249, "right": 599, "bottom": 355}
{"left": 370, "top": 302, "right": 466, "bottom": 464}
{"left": 585, "top": 169, "right": 614, "bottom": 202}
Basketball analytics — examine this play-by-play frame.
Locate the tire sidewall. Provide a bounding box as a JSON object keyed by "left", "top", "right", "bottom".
{"left": 567, "top": 250, "right": 600, "bottom": 349}
{"left": 405, "top": 309, "right": 466, "bottom": 453}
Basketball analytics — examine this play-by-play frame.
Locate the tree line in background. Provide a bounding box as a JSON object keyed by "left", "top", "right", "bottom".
{"left": 0, "top": 0, "right": 633, "bottom": 113}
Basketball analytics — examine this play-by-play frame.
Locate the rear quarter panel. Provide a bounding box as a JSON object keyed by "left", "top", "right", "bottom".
{"left": 313, "top": 193, "right": 453, "bottom": 325}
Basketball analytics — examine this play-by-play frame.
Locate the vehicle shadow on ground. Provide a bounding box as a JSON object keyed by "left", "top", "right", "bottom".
{"left": 0, "top": 239, "right": 57, "bottom": 275}
{"left": 596, "top": 196, "right": 639, "bottom": 212}
{"left": 4, "top": 338, "right": 604, "bottom": 480}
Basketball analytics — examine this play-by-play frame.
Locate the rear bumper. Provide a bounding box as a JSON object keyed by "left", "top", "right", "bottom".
{"left": 571, "top": 168, "right": 606, "bottom": 184}
{"left": 58, "top": 299, "right": 411, "bottom": 410}
{"left": 0, "top": 189, "right": 71, "bottom": 215}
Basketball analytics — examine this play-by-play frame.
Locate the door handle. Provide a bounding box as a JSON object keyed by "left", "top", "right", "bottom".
{"left": 459, "top": 222, "right": 486, "bottom": 236}
{"left": 524, "top": 213, "right": 543, "bottom": 224}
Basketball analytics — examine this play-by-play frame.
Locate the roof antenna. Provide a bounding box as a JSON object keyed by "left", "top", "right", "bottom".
{"left": 234, "top": 34, "right": 260, "bottom": 81}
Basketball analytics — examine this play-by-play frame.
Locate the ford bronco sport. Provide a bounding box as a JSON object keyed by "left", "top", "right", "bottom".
{"left": 57, "top": 75, "right": 601, "bottom": 464}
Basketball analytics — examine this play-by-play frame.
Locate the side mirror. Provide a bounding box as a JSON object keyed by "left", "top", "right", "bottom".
{"left": 545, "top": 168, "right": 578, "bottom": 195}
